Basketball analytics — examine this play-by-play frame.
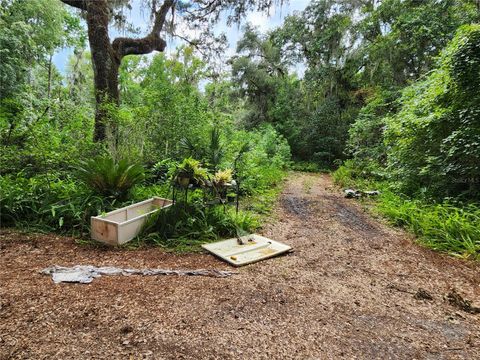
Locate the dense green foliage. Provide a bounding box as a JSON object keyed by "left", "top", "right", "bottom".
{"left": 385, "top": 25, "right": 480, "bottom": 199}
{"left": 337, "top": 25, "right": 480, "bottom": 195}
{"left": 1, "top": 0, "right": 478, "bottom": 258}
{"left": 0, "top": 0, "right": 88, "bottom": 175}
{"left": 0, "top": 2, "right": 290, "bottom": 248}
{"left": 0, "top": 173, "right": 104, "bottom": 234}
{"left": 334, "top": 42, "right": 480, "bottom": 256}
{"left": 306, "top": 1, "right": 480, "bottom": 259}
{"left": 0, "top": 3, "right": 290, "bottom": 248}
{"left": 139, "top": 202, "right": 260, "bottom": 252}
{"left": 222, "top": 0, "right": 479, "bottom": 170}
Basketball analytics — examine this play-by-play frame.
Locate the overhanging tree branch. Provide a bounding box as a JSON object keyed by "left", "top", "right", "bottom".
{"left": 60, "top": 0, "right": 87, "bottom": 11}
{"left": 112, "top": 0, "right": 175, "bottom": 59}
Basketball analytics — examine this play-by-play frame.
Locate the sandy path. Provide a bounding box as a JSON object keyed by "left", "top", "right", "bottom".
{"left": 1, "top": 173, "right": 479, "bottom": 359}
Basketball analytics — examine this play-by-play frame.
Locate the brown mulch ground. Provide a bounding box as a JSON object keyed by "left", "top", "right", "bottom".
{"left": 1, "top": 173, "right": 479, "bottom": 359}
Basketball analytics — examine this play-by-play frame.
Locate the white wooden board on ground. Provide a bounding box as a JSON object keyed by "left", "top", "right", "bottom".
{"left": 91, "top": 197, "right": 172, "bottom": 246}
{"left": 202, "top": 234, "right": 291, "bottom": 266}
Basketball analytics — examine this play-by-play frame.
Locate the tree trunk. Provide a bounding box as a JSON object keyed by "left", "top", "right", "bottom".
{"left": 61, "top": 0, "right": 173, "bottom": 143}
{"left": 85, "top": 0, "right": 119, "bottom": 142}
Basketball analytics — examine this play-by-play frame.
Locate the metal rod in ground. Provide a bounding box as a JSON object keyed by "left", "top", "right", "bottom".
{"left": 236, "top": 180, "right": 240, "bottom": 214}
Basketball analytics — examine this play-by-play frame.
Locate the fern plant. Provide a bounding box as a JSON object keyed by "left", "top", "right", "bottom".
{"left": 76, "top": 156, "right": 145, "bottom": 200}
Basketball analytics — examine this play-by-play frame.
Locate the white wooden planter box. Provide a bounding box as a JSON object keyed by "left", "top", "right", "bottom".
{"left": 91, "top": 197, "right": 173, "bottom": 245}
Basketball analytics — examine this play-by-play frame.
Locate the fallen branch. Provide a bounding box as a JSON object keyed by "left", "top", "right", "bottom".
{"left": 41, "top": 265, "right": 235, "bottom": 284}
{"left": 387, "top": 283, "right": 433, "bottom": 300}
{"left": 386, "top": 283, "right": 414, "bottom": 294}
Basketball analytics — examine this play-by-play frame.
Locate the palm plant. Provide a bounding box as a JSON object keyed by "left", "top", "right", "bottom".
{"left": 76, "top": 156, "right": 145, "bottom": 200}
{"left": 207, "top": 127, "right": 224, "bottom": 172}
{"left": 179, "top": 126, "right": 225, "bottom": 172}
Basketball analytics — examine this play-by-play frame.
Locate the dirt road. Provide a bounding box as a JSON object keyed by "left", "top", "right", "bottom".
{"left": 1, "top": 173, "right": 479, "bottom": 359}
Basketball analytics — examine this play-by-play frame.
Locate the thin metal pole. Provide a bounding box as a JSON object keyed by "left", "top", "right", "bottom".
{"left": 236, "top": 180, "right": 240, "bottom": 214}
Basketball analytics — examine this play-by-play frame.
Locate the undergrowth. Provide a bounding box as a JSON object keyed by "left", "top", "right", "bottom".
{"left": 1, "top": 126, "right": 290, "bottom": 251}
{"left": 291, "top": 162, "right": 323, "bottom": 173}
{"left": 131, "top": 173, "right": 287, "bottom": 252}
{"left": 377, "top": 193, "right": 480, "bottom": 260}
{"left": 333, "top": 164, "right": 480, "bottom": 261}
{"left": 135, "top": 202, "right": 260, "bottom": 252}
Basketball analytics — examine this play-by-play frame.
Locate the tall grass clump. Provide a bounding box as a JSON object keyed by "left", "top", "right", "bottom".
{"left": 377, "top": 192, "right": 480, "bottom": 260}
{"left": 332, "top": 160, "right": 385, "bottom": 190}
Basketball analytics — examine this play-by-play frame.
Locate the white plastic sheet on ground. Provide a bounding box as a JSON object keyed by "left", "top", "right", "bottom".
{"left": 41, "top": 265, "right": 234, "bottom": 284}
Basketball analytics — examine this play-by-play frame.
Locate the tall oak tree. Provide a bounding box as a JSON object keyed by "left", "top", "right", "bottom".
{"left": 60, "top": 0, "right": 280, "bottom": 142}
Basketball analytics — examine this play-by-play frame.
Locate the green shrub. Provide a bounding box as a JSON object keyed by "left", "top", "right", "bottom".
{"left": 149, "top": 158, "right": 178, "bottom": 184}
{"left": 346, "top": 89, "right": 398, "bottom": 174}
{"left": 332, "top": 162, "right": 356, "bottom": 188}
{"left": 225, "top": 125, "right": 291, "bottom": 195}
{"left": 332, "top": 160, "right": 384, "bottom": 189}
{"left": 179, "top": 127, "right": 225, "bottom": 172}
{"left": 291, "top": 162, "right": 322, "bottom": 173}
{"left": 130, "top": 183, "right": 170, "bottom": 202}
{"left": 243, "top": 186, "right": 282, "bottom": 215}
{"left": 0, "top": 171, "right": 173, "bottom": 235}
{"left": 174, "top": 157, "right": 208, "bottom": 187}
{"left": 140, "top": 201, "right": 260, "bottom": 252}
{"left": 76, "top": 156, "right": 145, "bottom": 200}
{"left": 0, "top": 173, "right": 107, "bottom": 234}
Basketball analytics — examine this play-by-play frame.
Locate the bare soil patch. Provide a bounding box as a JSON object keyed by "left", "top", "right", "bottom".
{"left": 1, "top": 172, "right": 479, "bottom": 359}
